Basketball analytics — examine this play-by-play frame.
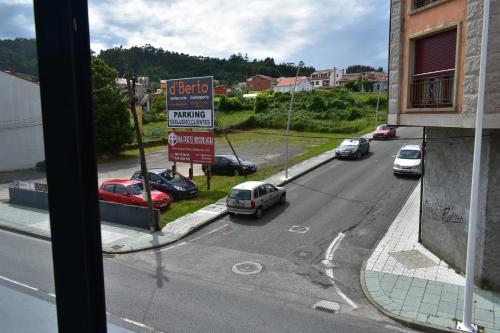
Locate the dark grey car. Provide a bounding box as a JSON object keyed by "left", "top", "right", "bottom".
{"left": 335, "top": 138, "right": 370, "bottom": 159}
{"left": 131, "top": 168, "right": 198, "bottom": 201}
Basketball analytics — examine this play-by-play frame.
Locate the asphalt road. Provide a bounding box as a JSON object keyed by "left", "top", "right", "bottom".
{"left": 0, "top": 127, "right": 423, "bottom": 332}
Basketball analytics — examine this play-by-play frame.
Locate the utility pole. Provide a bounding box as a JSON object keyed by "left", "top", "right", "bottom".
{"left": 127, "top": 74, "right": 158, "bottom": 231}
{"left": 284, "top": 60, "right": 304, "bottom": 179}
{"left": 457, "top": 0, "right": 490, "bottom": 332}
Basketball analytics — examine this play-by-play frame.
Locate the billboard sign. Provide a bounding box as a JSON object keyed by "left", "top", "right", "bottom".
{"left": 166, "top": 76, "right": 214, "bottom": 129}
{"left": 167, "top": 131, "right": 214, "bottom": 164}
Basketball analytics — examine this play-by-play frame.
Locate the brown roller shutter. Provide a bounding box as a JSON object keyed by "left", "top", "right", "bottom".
{"left": 414, "top": 29, "right": 456, "bottom": 75}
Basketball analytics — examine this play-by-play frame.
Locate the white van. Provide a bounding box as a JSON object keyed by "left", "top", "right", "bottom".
{"left": 226, "top": 181, "right": 286, "bottom": 218}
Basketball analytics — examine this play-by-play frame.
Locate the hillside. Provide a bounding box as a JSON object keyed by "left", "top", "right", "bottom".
{"left": 0, "top": 38, "right": 315, "bottom": 86}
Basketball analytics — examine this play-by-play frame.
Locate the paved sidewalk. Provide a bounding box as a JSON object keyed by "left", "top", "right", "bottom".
{"left": 362, "top": 183, "right": 500, "bottom": 332}
{"left": 0, "top": 137, "right": 348, "bottom": 253}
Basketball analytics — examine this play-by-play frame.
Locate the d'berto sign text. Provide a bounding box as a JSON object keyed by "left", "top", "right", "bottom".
{"left": 167, "top": 131, "right": 214, "bottom": 164}
{"left": 166, "top": 76, "right": 214, "bottom": 129}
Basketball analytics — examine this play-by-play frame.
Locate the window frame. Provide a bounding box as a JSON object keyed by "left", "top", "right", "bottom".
{"left": 406, "top": 23, "right": 461, "bottom": 112}
{"left": 409, "top": 0, "right": 450, "bottom": 15}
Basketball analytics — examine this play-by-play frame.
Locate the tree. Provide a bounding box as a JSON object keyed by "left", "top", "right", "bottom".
{"left": 92, "top": 58, "right": 133, "bottom": 155}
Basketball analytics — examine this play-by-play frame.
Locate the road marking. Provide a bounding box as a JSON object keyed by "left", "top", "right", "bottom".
{"left": 144, "top": 241, "right": 187, "bottom": 255}
{"left": 322, "top": 233, "right": 358, "bottom": 309}
{"left": 122, "top": 317, "right": 154, "bottom": 331}
{"left": 48, "top": 292, "right": 56, "bottom": 298}
{"left": 189, "top": 223, "right": 229, "bottom": 242}
{"left": 0, "top": 274, "right": 39, "bottom": 292}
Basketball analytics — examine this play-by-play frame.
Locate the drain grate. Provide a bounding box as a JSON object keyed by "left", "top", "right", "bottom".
{"left": 389, "top": 250, "right": 437, "bottom": 269}
{"left": 289, "top": 226, "right": 310, "bottom": 234}
{"left": 313, "top": 300, "right": 340, "bottom": 314}
{"left": 232, "top": 261, "right": 263, "bottom": 275}
{"left": 103, "top": 254, "right": 116, "bottom": 259}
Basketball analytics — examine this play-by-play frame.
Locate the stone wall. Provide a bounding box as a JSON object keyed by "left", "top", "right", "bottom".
{"left": 388, "top": 0, "right": 403, "bottom": 124}
{"left": 421, "top": 127, "right": 500, "bottom": 289}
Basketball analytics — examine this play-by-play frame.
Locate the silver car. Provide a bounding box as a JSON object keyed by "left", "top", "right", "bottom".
{"left": 226, "top": 181, "right": 286, "bottom": 218}
{"left": 393, "top": 144, "right": 422, "bottom": 175}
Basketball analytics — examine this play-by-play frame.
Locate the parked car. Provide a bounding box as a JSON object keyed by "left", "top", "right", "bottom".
{"left": 202, "top": 155, "right": 257, "bottom": 176}
{"left": 35, "top": 160, "right": 46, "bottom": 172}
{"left": 131, "top": 168, "right": 197, "bottom": 200}
{"left": 393, "top": 144, "right": 422, "bottom": 176}
{"left": 335, "top": 138, "right": 370, "bottom": 159}
{"left": 226, "top": 181, "right": 286, "bottom": 219}
{"left": 98, "top": 179, "right": 171, "bottom": 209}
{"left": 373, "top": 124, "right": 397, "bottom": 139}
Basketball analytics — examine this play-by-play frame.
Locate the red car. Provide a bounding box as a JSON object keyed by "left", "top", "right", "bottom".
{"left": 99, "top": 179, "right": 171, "bottom": 209}
{"left": 373, "top": 124, "right": 397, "bottom": 139}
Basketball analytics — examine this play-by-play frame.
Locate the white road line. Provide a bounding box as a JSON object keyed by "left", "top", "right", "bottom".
{"left": 0, "top": 275, "right": 39, "bottom": 292}
{"left": 122, "top": 317, "right": 154, "bottom": 331}
{"left": 334, "top": 286, "right": 358, "bottom": 309}
{"left": 144, "top": 241, "right": 187, "bottom": 255}
{"left": 189, "top": 223, "right": 229, "bottom": 242}
{"left": 48, "top": 293, "right": 56, "bottom": 298}
{"left": 325, "top": 232, "right": 345, "bottom": 262}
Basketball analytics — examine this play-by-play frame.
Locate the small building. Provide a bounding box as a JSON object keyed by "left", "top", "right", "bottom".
{"left": 160, "top": 80, "right": 167, "bottom": 95}
{"left": 233, "top": 82, "right": 247, "bottom": 91}
{"left": 214, "top": 85, "right": 232, "bottom": 96}
{"left": 246, "top": 74, "right": 274, "bottom": 91}
{"left": 338, "top": 71, "right": 388, "bottom": 92}
{"left": 310, "top": 68, "right": 345, "bottom": 88}
{"left": 0, "top": 70, "right": 45, "bottom": 171}
{"left": 273, "top": 76, "right": 312, "bottom": 93}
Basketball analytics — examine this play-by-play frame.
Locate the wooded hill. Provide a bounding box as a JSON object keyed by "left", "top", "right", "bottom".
{"left": 0, "top": 38, "right": 316, "bottom": 86}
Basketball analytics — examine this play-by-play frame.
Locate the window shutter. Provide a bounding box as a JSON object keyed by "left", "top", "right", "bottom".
{"left": 414, "top": 29, "right": 456, "bottom": 75}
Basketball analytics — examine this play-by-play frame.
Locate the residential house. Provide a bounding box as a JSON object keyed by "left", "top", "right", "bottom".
{"left": 310, "top": 68, "right": 345, "bottom": 88}
{"left": 246, "top": 74, "right": 275, "bottom": 91}
{"left": 338, "top": 71, "right": 388, "bottom": 92}
{"left": 273, "top": 76, "right": 312, "bottom": 93}
{"left": 388, "top": 0, "right": 500, "bottom": 290}
{"left": 233, "top": 81, "right": 247, "bottom": 91}
{"left": 0, "top": 70, "right": 45, "bottom": 171}
{"left": 214, "top": 85, "right": 232, "bottom": 95}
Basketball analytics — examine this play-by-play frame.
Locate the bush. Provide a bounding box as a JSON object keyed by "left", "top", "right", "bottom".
{"left": 329, "top": 99, "right": 346, "bottom": 110}
{"left": 254, "top": 95, "right": 270, "bottom": 113}
{"left": 366, "top": 95, "right": 387, "bottom": 108}
{"left": 308, "top": 96, "right": 327, "bottom": 112}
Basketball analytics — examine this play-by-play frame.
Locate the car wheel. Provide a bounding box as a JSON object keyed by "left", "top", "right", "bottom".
{"left": 234, "top": 168, "right": 240, "bottom": 176}
{"left": 228, "top": 212, "right": 235, "bottom": 216}
{"left": 255, "top": 207, "right": 263, "bottom": 219}
{"left": 280, "top": 194, "right": 286, "bottom": 204}
{"left": 357, "top": 151, "right": 362, "bottom": 159}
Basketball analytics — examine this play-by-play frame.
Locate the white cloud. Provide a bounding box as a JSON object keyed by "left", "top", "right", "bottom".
{"left": 88, "top": 0, "right": 381, "bottom": 63}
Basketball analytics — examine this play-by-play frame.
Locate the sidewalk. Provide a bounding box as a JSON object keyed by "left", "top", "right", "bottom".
{"left": 361, "top": 183, "right": 500, "bottom": 332}
{"left": 0, "top": 140, "right": 343, "bottom": 254}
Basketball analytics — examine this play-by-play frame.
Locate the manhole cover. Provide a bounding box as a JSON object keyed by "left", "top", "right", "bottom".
{"left": 389, "top": 250, "right": 437, "bottom": 269}
{"left": 313, "top": 300, "right": 340, "bottom": 314}
{"left": 232, "top": 261, "right": 263, "bottom": 275}
{"left": 289, "top": 226, "right": 310, "bottom": 234}
{"left": 293, "top": 249, "right": 313, "bottom": 260}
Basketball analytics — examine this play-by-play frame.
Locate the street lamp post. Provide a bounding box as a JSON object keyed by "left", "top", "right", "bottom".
{"left": 284, "top": 61, "right": 304, "bottom": 179}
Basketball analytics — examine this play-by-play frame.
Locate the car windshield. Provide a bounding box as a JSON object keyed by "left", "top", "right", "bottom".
{"left": 377, "top": 125, "right": 389, "bottom": 130}
{"left": 397, "top": 150, "right": 421, "bottom": 159}
{"left": 229, "top": 189, "right": 251, "bottom": 200}
{"left": 160, "top": 170, "right": 183, "bottom": 182}
{"left": 224, "top": 156, "right": 239, "bottom": 163}
{"left": 127, "top": 183, "right": 144, "bottom": 195}
{"left": 340, "top": 139, "right": 359, "bottom": 147}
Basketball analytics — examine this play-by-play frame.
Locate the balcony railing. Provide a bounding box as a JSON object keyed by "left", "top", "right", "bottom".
{"left": 410, "top": 71, "right": 454, "bottom": 108}
{"left": 413, "top": 0, "right": 440, "bottom": 9}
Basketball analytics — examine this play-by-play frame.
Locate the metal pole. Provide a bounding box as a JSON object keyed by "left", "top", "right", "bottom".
{"left": 285, "top": 61, "right": 303, "bottom": 178}
{"left": 375, "top": 88, "right": 381, "bottom": 125}
{"left": 458, "top": 0, "right": 490, "bottom": 331}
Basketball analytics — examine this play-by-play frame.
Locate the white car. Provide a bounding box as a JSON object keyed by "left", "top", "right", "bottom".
{"left": 226, "top": 181, "right": 286, "bottom": 218}
{"left": 393, "top": 144, "right": 422, "bottom": 175}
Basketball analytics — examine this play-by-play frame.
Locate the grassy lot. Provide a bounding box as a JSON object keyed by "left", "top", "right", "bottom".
{"left": 158, "top": 126, "right": 373, "bottom": 226}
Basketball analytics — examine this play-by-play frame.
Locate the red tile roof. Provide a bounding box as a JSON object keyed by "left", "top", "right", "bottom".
{"left": 275, "top": 76, "right": 309, "bottom": 87}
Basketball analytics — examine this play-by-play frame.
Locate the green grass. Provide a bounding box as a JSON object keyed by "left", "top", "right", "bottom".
{"left": 216, "top": 110, "right": 254, "bottom": 128}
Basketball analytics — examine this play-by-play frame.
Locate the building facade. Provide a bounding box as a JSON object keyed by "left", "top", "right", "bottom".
{"left": 310, "top": 68, "right": 345, "bottom": 88}
{"left": 246, "top": 74, "right": 274, "bottom": 91}
{"left": 0, "top": 71, "right": 45, "bottom": 171}
{"left": 273, "top": 77, "right": 313, "bottom": 93}
{"left": 388, "top": 0, "right": 500, "bottom": 290}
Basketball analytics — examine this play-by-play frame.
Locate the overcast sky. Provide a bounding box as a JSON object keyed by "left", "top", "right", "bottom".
{"left": 0, "top": 0, "right": 390, "bottom": 70}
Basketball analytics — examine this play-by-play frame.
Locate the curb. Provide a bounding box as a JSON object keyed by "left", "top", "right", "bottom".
{"left": 0, "top": 223, "right": 51, "bottom": 242}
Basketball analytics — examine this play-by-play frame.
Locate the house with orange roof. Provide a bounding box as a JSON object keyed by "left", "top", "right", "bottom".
{"left": 273, "top": 76, "right": 312, "bottom": 93}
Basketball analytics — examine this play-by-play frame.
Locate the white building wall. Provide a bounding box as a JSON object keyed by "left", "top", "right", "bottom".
{"left": 0, "top": 71, "right": 45, "bottom": 171}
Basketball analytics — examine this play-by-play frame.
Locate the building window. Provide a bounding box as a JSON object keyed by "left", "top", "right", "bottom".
{"left": 413, "top": 0, "right": 440, "bottom": 9}
{"left": 410, "top": 28, "right": 456, "bottom": 109}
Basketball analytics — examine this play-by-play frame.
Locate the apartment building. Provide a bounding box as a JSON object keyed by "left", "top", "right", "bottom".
{"left": 310, "top": 68, "right": 344, "bottom": 88}
{"left": 388, "top": 0, "right": 500, "bottom": 290}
